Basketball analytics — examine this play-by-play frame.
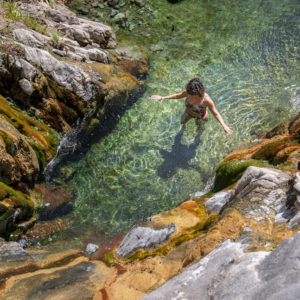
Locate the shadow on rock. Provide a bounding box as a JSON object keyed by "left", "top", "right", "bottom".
{"left": 157, "top": 129, "right": 201, "bottom": 179}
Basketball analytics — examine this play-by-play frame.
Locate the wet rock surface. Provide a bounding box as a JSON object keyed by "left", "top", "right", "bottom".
{"left": 33, "top": 183, "right": 74, "bottom": 220}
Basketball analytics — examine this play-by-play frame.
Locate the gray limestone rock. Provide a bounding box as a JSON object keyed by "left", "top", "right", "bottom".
{"left": 293, "top": 172, "right": 300, "bottom": 193}
{"left": 12, "top": 29, "right": 51, "bottom": 48}
{"left": 287, "top": 211, "right": 300, "bottom": 229}
{"left": 87, "top": 48, "right": 109, "bottom": 63}
{"left": 115, "top": 223, "right": 175, "bottom": 258}
{"left": 62, "top": 45, "right": 109, "bottom": 63}
{"left": 19, "top": 3, "right": 117, "bottom": 49}
{"left": 0, "top": 238, "right": 29, "bottom": 261}
{"left": 205, "top": 190, "right": 232, "bottom": 213}
{"left": 222, "top": 166, "right": 292, "bottom": 223}
{"left": 52, "top": 49, "right": 66, "bottom": 57}
{"left": 18, "top": 78, "right": 34, "bottom": 96}
{"left": 23, "top": 46, "right": 98, "bottom": 101}
{"left": 7, "top": 55, "right": 40, "bottom": 82}
{"left": 143, "top": 232, "right": 300, "bottom": 300}
{"left": 57, "top": 21, "right": 116, "bottom": 49}
{"left": 85, "top": 243, "right": 99, "bottom": 255}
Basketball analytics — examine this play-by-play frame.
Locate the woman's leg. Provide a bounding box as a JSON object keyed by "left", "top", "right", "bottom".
{"left": 180, "top": 110, "right": 192, "bottom": 131}
{"left": 192, "top": 114, "right": 208, "bottom": 144}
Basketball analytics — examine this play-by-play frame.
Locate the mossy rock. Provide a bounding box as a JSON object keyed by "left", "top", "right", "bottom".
{"left": 252, "top": 138, "right": 300, "bottom": 164}
{"left": 0, "top": 182, "right": 34, "bottom": 209}
{"left": 0, "top": 95, "right": 59, "bottom": 164}
{"left": 0, "top": 130, "right": 16, "bottom": 156}
{"left": 213, "top": 159, "right": 294, "bottom": 193}
{"left": 0, "top": 182, "right": 34, "bottom": 237}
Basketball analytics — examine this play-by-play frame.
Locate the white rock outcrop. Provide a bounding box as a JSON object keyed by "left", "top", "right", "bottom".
{"left": 12, "top": 29, "right": 52, "bottom": 48}
{"left": 24, "top": 46, "right": 98, "bottom": 101}
{"left": 116, "top": 223, "right": 175, "bottom": 258}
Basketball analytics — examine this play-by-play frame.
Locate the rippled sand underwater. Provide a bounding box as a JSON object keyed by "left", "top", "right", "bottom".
{"left": 58, "top": 0, "right": 300, "bottom": 235}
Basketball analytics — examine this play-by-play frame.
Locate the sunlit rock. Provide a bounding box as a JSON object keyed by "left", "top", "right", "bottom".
{"left": 24, "top": 46, "right": 99, "bottom": 102}
{"left": 205, "top": 190, "right": 232, "bottom": 213}
{"left": 143, "top": 231, "right": 300, "bottom": 300}
{"left": 12, "top": 29, "right": 51, "bottom": 48}
{"left": 116, "top": 224, "right": 175, "bottom": 258}
{"left": 0, "top": 238, "right": 28, "bottom": 261}
{"left": 85, "top": 243, "right": 99, "bottom": 255}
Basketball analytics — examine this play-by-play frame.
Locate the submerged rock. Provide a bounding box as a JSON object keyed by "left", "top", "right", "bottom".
{"left": 115, "top": 223, "right": 175, "bottom": 258}
{"left": 33, "top": 183, "right": 74, "bottom": 220}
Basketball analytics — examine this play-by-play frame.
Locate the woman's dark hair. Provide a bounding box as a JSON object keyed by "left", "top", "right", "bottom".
{"left": 186, "top": 78, "right": 205, "bottom": 97}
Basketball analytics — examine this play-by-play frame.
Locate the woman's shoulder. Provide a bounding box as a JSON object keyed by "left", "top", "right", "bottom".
{"left": 204, "top": 93, "right": 213, "bottom": 103}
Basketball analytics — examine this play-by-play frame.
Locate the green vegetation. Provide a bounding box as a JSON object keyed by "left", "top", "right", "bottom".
{"left": 1, "top": 0, "right": 22, "bottom": 21}
{"left": 1, "top": 1, "right": 47, "bottom": 34}
{"left": 0, "top": 182, "right": 34, "bottom": 209}
{"left": 24, "top": 14, "right": 47, "bottom": 34}
{"left": 49, "top": 0, "right": 56, "bottom": 9}
{"left": 0, "top": 130, "right": 15, "bottom": 156}
{"left": 50, "top": 30, "right": 59, "bottom": 45}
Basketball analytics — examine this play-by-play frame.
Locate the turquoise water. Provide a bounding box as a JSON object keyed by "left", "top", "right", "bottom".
{"left": 59, "top": 0, "right": 300, "bottom": 236}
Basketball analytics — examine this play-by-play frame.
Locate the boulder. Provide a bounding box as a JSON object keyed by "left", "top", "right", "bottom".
{"left": 56, "top": 19, "right": 116, "bottom": 48}
{"left": 222, "top": 166, "right": 292, "bottom": 223}
{"left": 85, "top": 243, "right": 99, "bottom": 255}
{"left": 115, "top": 224, "right": 175, "bottom": 258}
{"left": 0, "top": 237, "right": 28, "bottom": 261}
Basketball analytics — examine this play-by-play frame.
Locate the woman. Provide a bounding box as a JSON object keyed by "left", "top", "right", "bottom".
{"left": 151, "top": 78, "right": 232, "bottom": 136}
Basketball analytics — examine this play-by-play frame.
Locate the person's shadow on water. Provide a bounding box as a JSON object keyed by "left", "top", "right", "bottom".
{"left": 157, "top": 128, "right": 202, "bottom": 179}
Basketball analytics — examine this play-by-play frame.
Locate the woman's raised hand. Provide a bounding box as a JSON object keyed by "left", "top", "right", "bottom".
{"left": 151, "top": 95, "right": 163, "bottom": 101}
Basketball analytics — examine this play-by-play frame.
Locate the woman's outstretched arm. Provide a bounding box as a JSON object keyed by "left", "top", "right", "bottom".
{"left": 206, "top": 94, "right": 232, "bottom": 134}
{"left": 151, "top": 90, "right": 187, "bottom": 101}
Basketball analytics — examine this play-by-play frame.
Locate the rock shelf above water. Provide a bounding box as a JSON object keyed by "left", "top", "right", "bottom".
{"left": 0, "top": 0, "right": 148, "bottom": 238}
{"left": 1, "top": 161, "right": 300, "bottom": 299}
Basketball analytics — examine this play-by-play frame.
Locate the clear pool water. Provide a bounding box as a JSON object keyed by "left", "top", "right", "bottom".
{"left": 57, "top": 0, "right": 300, "bottom": 237}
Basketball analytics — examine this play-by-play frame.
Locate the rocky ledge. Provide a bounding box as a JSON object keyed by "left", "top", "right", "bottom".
{"left": 0, "top": 113, "right": 299, "bottom": 299}
{"left": 0, "top": 0, "right": 148, "bottom": 238}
